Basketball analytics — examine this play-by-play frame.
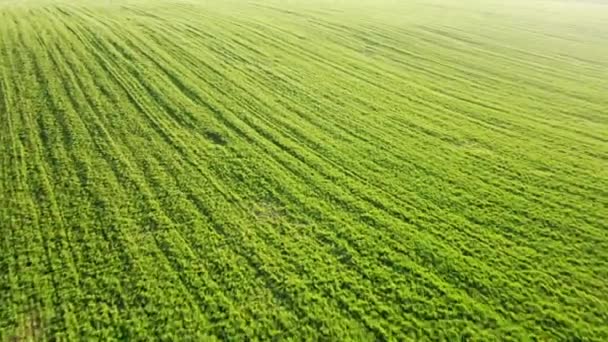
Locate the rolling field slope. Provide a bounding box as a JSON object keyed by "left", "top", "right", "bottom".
{"left": 1, "top": 0, "right": 607, "bottom": 339}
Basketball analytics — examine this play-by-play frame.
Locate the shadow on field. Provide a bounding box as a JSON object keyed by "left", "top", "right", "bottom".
{"left": 205, "top": 130, "right": 227, "bottom": 145}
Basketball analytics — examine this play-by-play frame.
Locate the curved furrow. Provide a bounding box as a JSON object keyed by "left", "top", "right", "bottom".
{"left": 1, "top": 1, "right": 607, "bottom": 340}
{"left": 90, "top": 4, "right": 608, "bottom": 304}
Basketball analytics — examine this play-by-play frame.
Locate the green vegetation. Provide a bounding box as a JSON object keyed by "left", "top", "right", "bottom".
{"left": 1, "top": 0, "right": 607, "bottom": 340}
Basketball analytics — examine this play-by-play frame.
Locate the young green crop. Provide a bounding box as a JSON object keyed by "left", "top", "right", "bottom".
{"left": 1, "top": 0, "right": 607, "bottom": 340}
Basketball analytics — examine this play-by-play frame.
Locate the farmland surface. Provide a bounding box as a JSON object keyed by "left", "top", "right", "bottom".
{"left": 1, "top": 0, "right": 607, "bottom": 340}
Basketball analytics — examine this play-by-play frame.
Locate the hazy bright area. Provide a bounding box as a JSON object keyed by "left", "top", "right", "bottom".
{"left": 0, "top": 0, "right": 607, "bottom": 340}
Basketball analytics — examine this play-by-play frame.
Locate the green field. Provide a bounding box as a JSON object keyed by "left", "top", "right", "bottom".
{"left": 1, "top": 0, "right": 607, "bottom": 340}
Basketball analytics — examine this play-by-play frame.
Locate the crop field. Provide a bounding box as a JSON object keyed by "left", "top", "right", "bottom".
{"left": 0, "top": 0, "right": 607, "bottom": 340}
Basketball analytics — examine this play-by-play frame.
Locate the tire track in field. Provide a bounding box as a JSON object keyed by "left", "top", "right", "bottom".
{"left": 2, "top": 2, "right": 607, "bottom": 339}
{"left": 33, "top": 8, "right": 238, "bottom": 336}
{"left": 24, "top": 11, "right": 169, "bottom": 337}
{"left": 76, "top": 30, "right": 376, "bottom": 338}
{"left": 137, "top": 8, "right": 608, "bottom": 286}
{"left": 117, "top": 57, "right": 516, "bottom": 336}
{"left": 63, "top": 9, "right": 490, "bottom": 336}
{"left": 43, "top": 33, "right": 217, "bottom": 341}
{"left": 50, "top": 8, "right": 324, "bottom": 336}
{"left": 105, "top": 6, "right": 608, "bottom": 324}
{"left": 0, "top": 24, "right": 26, "bottom": 338}
{"left": 153, "top": 5, "right": 608, "bottom": 326}
{"left": 38, "top": 6, "right": 168, "bottom": 311}
{"left": 217, "top": 17, "right": 608, "bottom": 228}
{"left": 236, "top": 14, "right": 608, "bottom": 158}
{"left": 124, "top": 10, "right": 540, "bottom": 199}
{"left": 202, "top": 16, "right": 544, "bottom": 156}
{"left": 1, "top": 14, "right": 75, "bottom": 338}
{"left": 128, "top": 0, "right": 608, "bottom": 286}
